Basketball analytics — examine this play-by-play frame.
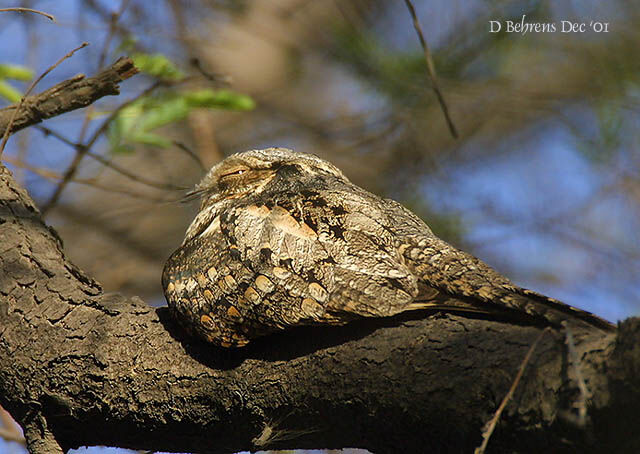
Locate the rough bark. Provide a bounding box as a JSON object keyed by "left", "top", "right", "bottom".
{"left": 0, "top": 57, "right": 138, "bottom": 138}
{"left": 1, "top": 162, "right": 640, "bottom": 454}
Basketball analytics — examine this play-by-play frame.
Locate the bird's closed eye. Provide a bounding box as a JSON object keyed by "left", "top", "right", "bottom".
{"left": 220, "top": 166, "right": 249, "bottom": 179}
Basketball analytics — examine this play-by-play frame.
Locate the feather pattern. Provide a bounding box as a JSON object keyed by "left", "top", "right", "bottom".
{"left": 163, "top": 148, "right": 614, "bottom": 347}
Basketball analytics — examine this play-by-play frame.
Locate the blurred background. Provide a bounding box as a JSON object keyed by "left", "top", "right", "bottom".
{"left": 1, "top": 0, "right": 639, "bottom": 453}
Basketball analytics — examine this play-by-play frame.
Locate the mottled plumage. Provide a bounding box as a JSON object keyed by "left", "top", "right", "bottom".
{"left": 162, "top": 148, "right": 614, "bottom": 347}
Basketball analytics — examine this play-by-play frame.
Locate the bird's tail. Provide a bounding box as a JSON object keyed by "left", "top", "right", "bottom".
{"left": 509, "top": 287, "right": 616, "bottom": 332}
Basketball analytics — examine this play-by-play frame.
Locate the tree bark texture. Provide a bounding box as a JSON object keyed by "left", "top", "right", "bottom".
{"left": 0, "top": 57, "right": 138, "bottom": 138}
{"left": 1, "top": 162, "right": 640, "bottom": 454}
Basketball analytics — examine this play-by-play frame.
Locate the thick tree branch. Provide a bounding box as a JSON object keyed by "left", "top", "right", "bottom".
{"left": 0, "top": 57, "right": 138, "bottom": 139}
{"left": 1, "top": 160, "right": 639, "bottom": 453}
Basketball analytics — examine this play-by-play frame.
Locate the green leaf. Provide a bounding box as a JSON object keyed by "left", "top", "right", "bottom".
{"left": 132, "top": 52, "right": 184, "bottom": 81}
{"left": 0, "top": 80, "right": 22, "bottom": 103}
{"left": 107, "top": 88, "right": 255, "bottom": 152}
{"left": 134, "top": 97, "right": 190, "bottom": 131}
{"left": 127, "top": 131, "right": 172, "bottom": 148}
{"left": 184, "top": 89, "right": 256, "bottom": 110}
{"left": 0, "top": 64, "right": 33, "bottom": 81}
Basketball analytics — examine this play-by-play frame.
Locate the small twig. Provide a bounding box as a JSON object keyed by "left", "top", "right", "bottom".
{"left": 35, "top": 42, "right": 87, "bottom": 87}
{"left": 83, "top": 150, "right": 187, "bottom": 191}
{"left": 0, "top": 42, "right": 89, "bottom": 157}
{"left": 72, "top": 0, "right": 128, "bottom": 150}
{"left": 77, "top": 0, "right": 130, "bottom": 164}
{"left": 174, "top": 141, "right": 207, "bottom": 173}
{"left": 0, "top": 7, "right": 55, "bottom": 22}
{"left": 36, "top": 125, "right": 185, "bottom": 191}
{"left": 89, "top": 81, "right": 161, "bottom": 154}
{"left": 2, "top": 155, "right": 62, "bottom": 180}
{"left": 403, "top": 0, "right": 458, "bottom": 139}
{"left": 3, "top": 154, "right": 173, "bottom": 202}
{"left": 40, "top": 81, "right": 162, "bottom": 214}
{"left": 189, "top": 58, "right": 233, "bottom": 85}
{"left": 68, "top": 179, "right": 173, "bottom": 202}
{"left": 475, "top": 327, "right": 551, "bottom": 454}
{"left": 97, "top": 0, "right": 130, "bottom": 70}
{"left": 35, "top": 126, "right": 76, "bottom": 147}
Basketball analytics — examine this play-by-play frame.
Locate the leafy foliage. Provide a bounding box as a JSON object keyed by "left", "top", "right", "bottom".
{"left": 108, "top": 89, "right": 255, "bottom": 152}
{"left": 132, "top": 52, "right": 185, "bottom": 81}
{"left": 105, "top": 50, "right": 255, "bottom": 152}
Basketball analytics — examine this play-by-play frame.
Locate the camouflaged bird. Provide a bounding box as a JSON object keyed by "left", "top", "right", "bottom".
{"left": 162, "top": 148, "right": 614, "bottom": 347}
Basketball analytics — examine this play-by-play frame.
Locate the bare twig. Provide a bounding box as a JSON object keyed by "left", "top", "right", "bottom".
{"left": 0, "top": 7, "right": 55, "bottom": 22}
{"left": 36, "top": 126, "right": 185, "bottom": 191}
{"left": 84, "top": 0, "right": 140, "bottom": 51}
{"left": 75, "top": 0, "right": 130, "bottom": 158}
{"left": 86, "top": 81, "right": 161, "bottom": 151}
{"left": 14, "top": 6, "right": 41, "bottom": 184}
{"left": 2, "top": 155, "right": 62, "bottom": 181}
{"left": 70, "top": 0, "right": 130, "bottom": 148}
{"left": 34, "top": 126, "right": 77, "bottom": 147}
{"left": 83, "top": 149, "right": 187, "bottom": 191}
{"left": 475, "top": 327, "right": 551, "bottom": 454}
{"left": 3, "top": 154, "right": 173, "bottom": 203}
{"left": 403, "top": 0, "right": 458, "bottom": 139}
{"left": 69, "top": 179, "right": 173, "bottom": 202}
{"left": 0, "top": 42, "right": 89, "bottom": 157}
{"left": 97, "top": 0, "right": 130, "bottom": 70}
{"left": 31, "top": 40, "right": 87, "bottom": 90}
{"left": 189, "top": 58, "right": 233, "bottom": 85}
{"left": 174, "top": 141, "right": 207, "bottom": 173}
{"left": 40, "top": 80, "right": 162, "bottom": 214}
{"left": 65, "top": 0, "right": 129, "bottom": 194}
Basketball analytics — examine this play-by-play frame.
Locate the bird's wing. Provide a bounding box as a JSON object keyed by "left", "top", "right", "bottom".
{"left": 220, "top": 182, "right": 452, "bottom": 327}
{"left": 162, "top": 229, "right": 261, "bottom": 346}
{"left": 382, "top": 199, "right": 615, "bottom": 331}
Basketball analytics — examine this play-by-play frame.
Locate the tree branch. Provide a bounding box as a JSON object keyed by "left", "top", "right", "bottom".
{"left": 0, "top": 160, "right": 639, "bottom": 453}
{"left": 0, "top": 57, "right": 138, "bottom": 140}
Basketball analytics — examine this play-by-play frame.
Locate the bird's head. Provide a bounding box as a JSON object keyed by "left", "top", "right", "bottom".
{"left": 188, "top": 147, "right": 346, "bottom": 209}
{"left": 182, "top": 148, "right": 347, "bottom": 243}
